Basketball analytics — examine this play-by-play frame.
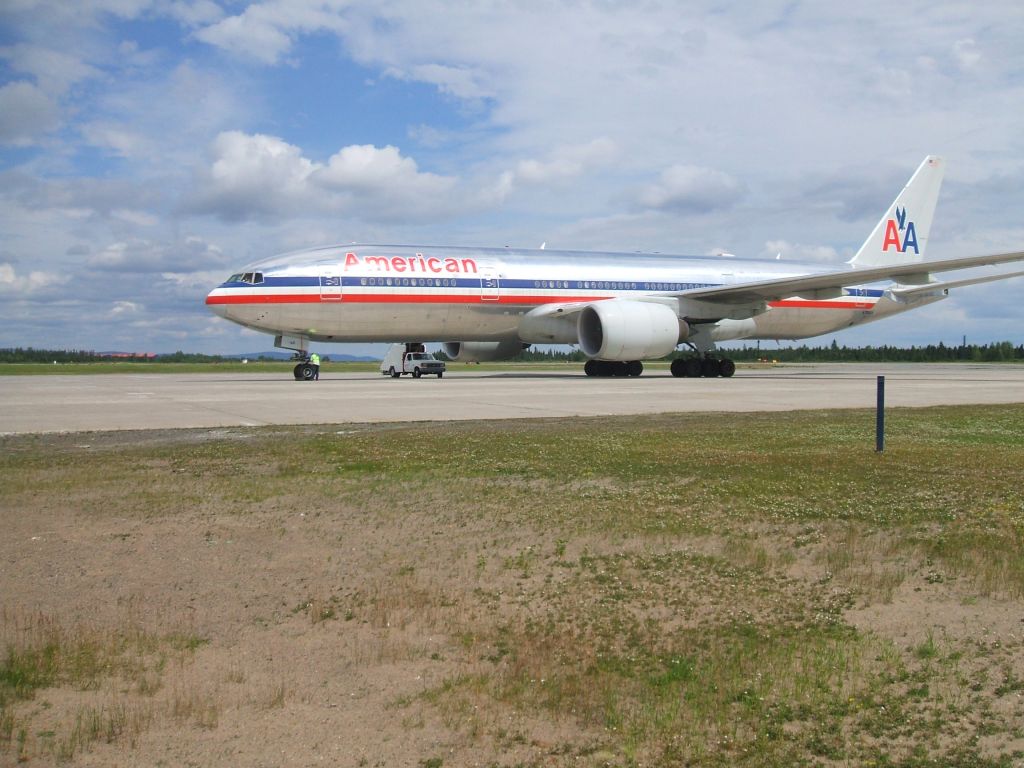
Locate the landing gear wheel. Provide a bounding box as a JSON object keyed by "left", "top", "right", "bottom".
{"left": 584, "top": 360, "right": 596, "bottom": 377}
{"left": 413, "top": 368, "right": 422, "bottom": 378}
{"left": 719, "top": 359, "right": 736, "bottom": 378}
{"left": 626, "top": 360, "right": 644, "bottom": 377}
{"left": 293, "top": 364, "right": 303, "bottom": 380}
{"left": 684, "top": 358, "right": 703, "bottom": 378}
{"left": 300, "top": 363, "right": 315, "bottom": 380}
{"left": 611, "top": 361, "right": 629, "bottom": 377}
{"left": 670, "top": 359, "right": 685, "bottom": 378}
{"left": 701, "top": 358, "right": 721, "bottom": 378}
{"left": 389, "top": 366, "right": 399, "bottom": 378}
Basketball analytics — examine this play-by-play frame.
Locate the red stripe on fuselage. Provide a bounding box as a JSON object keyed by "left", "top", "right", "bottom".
{"left": 768, "top": 300, "right": 874, "bottom": 309}
{"left": 206, "top": 293, "right": 322, "bottom": 304}
{"left": 206, "top": 292, "right": 610, "bottom": 305}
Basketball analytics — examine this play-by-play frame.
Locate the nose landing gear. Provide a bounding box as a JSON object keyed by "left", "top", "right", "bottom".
{"left": 292, "top": 361, "right": 316, "bottom": 380}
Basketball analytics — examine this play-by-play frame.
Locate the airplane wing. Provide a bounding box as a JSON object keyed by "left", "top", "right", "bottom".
{"left": 520, "top": 250, "right": 1024, "bottom": 326}
{"left": 675, "top": 250, "right": 1024, "bottom": 305}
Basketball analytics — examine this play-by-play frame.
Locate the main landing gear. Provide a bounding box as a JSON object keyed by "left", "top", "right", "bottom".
{"left": 670, "top": 356, "right": 736, "bottom": 378}
{"left": 584, "top": 359, "right": 644, "bottom": 377}
{"left": 292, "top": 357, "right": 316, "bottom": 381}
{"left": 583, "top": 356, "right": 735, "bottom": 378}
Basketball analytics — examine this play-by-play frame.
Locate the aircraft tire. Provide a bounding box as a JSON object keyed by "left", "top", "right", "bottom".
{"left": 719, "top": 359, "right": 736, "bottom": 378}
{"left": 611, "top": 361, "right": 628, "bottom": 377}
{"left": 293, "top": 364, "right": 303, "bottom": 380}
{"left": 300, "top": 363, "right": 315, "bottom": 380}
{"left": 584, "top": 360, "right": 597, "bottom": 377}
{"left": 670, "top": 359, "right": 685, "bottom": 377}
{"left": 684, "top": 358, "right": 703, "bottom": 378}
{"left": 701, "top": 358, "right": 720, "bottom": 378}
{"left": 413, "top": 368, "right": 422, "bottom": 378}
{"left": 626, "top": 360, "right": 643, "bottom": 377}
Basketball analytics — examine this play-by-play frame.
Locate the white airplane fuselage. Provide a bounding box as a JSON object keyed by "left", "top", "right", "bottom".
{"left": 205, "top": 245, "right": 940, "bottom": 345}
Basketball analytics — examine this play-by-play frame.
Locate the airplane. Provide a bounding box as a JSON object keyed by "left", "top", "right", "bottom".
{"left": 206, "top": 156, "right": 1024, "bottom": 381}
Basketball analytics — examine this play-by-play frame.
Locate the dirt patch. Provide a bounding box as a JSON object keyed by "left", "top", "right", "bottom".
{"left": 2, "top": 417, "right": 1023, "bottom": 766}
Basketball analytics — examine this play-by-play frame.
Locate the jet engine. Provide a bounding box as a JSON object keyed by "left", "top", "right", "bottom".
{"left": 442, "top": 339, "right": 527, "bottom": 362}
{"left": 577, "top": 300, "right": 684, "bottom": 360}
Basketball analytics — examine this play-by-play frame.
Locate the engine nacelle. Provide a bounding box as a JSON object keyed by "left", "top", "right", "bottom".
{"left": 578, "top": 300, "right": 684, "bottom": 360}
{"left": 442, "top": 339, "right": 527, "bottom": 362}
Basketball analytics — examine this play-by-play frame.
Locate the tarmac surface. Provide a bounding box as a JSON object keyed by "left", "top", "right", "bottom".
{"left": 1, "top": 363, "right": 1022, "bottom": 435}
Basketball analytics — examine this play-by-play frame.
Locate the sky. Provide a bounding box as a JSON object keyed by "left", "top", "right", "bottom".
{"left": 1, "top": 0, "right": 1023, "bottom": 356}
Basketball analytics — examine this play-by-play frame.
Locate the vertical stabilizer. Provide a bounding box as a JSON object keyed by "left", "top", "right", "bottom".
{"left": 849, "top": 155, "right": 945, "bottom": 268}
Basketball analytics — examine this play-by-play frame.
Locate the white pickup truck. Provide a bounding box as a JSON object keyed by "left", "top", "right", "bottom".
{"left": 380, "top": 343, "right": 446, "bottom": 379}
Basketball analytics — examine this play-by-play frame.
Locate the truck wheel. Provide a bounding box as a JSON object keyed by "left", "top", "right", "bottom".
{"left": 413, "top": 368, "right": 422, "bottom": 378}
{"left": 389, "top": 366, "right": 399, "bottom": 379}
{"left": 437, "top": 372, "right": 443, "bottom": 379}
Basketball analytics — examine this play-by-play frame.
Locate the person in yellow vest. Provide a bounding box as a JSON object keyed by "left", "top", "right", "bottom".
{"left": 309, "top": 352, "right": 320, "bottom": 380}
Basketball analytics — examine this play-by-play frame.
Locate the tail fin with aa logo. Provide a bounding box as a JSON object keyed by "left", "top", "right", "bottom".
{"left": 849, "top": 156, "right": 945, "bottom": 268}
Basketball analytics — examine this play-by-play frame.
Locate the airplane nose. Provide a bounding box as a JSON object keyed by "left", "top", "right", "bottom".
{"left": 205, "top": 291, "right": 227, "bottom": 317}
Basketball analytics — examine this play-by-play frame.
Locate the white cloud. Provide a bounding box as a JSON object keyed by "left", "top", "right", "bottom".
{"left": 0, "top": 262, "right": 66, "bottom": 294}
{"left": 198, "top": 131, "right": 316, "bottom": 218}
{"left": 109, "top": 300, "right": 141, "bottom": 316}
{"left": 489, "top": 138, "right": 618, "bottom": 203}
{"left": 0, "top": 81, "right": 60, "bottom": 144}
{"left": 952, "top": 38, "right": 981, "bottom": 71}
{"left": 80, "top": 123, "right": 152, "bottom": 159}
{"left": 388, "top": 63, "right": 493, "bottom": 101}
{"left": 762, "top": 239, "right": 843, "bottom": 264}
{"left": 514, "top": 138, "right": 617, "bottom": 185}
{"left": 87, "top": 236, "right": 226, "bottom": 272}
{"left": 189, "top": 130, "right": 459, "bottom": 222}
{"left": 193, "top": 0, "right": 349, "bottom": 65}
{"left": 166, "top": 0, "right": 223, "bottom": 27}
{"left": 636, "top": 165, "right": 744, "bottom": 214}
{"left": 0, "top": 44, "right": 100, "bottom": 95}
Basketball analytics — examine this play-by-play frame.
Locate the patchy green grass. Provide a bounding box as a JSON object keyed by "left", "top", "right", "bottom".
{"left": 6, "top": 405, "right": 1020, "bottom": 590}
{"left": 2, "top": 404, "right": 1023, "bottom": 765}
{"left": 0, "top": 608, "right": 209, "bottom": 760}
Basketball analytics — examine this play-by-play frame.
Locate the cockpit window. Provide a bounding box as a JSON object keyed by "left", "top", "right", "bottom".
{"left": 228, "top": 272, "right": 264, "bottom": 285}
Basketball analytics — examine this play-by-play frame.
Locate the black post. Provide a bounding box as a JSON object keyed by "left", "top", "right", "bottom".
{"left": 876, "top": 375, "right": 885, "bottom": 452}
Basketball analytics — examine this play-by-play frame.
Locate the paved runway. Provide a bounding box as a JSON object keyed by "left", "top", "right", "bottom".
{"left": 1, "top": 363, "right": 1022, "bottom": 434}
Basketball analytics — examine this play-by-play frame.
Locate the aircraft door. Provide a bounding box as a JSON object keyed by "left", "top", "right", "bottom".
{"left": 480, "top": 267, "right": 500, "bottom": 302}
{"left": 320, "top": 269, "right": 343, "bottom": 302}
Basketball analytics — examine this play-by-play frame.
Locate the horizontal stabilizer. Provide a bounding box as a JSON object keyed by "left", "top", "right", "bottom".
{"left": 891, "top": 268, "right": 1024, "bottom": 297}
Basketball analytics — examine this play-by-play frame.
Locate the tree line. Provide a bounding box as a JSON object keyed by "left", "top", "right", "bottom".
{"left": 4, "top": 341, "right": 1023, "bottom": 365}
{"left": 503, "top": 340, "right": 1024, "bottom": 363}
{"left": 0, "top": 348, "right": 226, "bottom": 363}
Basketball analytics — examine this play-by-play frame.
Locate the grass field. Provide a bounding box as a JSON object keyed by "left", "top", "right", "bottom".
{"left": 2, "top": 405, "right": 1023, "bottom": 765}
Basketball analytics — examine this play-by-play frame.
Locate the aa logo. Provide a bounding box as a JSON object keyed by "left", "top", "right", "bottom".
{"left": 882, "top": 206, "right": 919, "bottom": 253}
